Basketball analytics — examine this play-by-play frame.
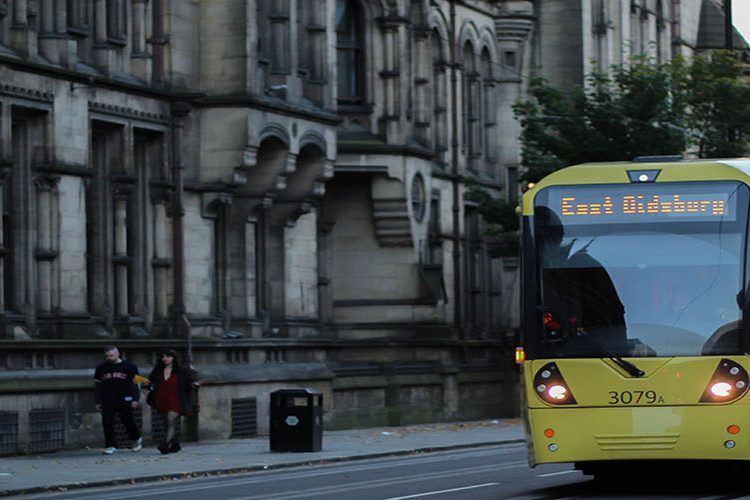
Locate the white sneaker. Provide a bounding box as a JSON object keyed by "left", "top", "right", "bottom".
{"left": 103, "top": 447, "right": 117, "bottom": 455}
{"left": 131, "top": 437, "right": 143, "bottom": 452}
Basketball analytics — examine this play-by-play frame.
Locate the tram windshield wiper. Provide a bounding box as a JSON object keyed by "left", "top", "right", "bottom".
{"left": 575, "top": 328, "right": 645, "bottom": 378}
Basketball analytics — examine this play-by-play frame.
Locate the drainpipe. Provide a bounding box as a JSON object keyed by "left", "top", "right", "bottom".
{"left": 449, "top": 0, "right": 464, "bottom": 353}
{"left": 171, "top": 102, "right": 191, "bottom": 363}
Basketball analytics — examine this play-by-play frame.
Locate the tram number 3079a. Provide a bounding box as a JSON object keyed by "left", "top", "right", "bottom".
{"left": 608, "top": 390, "right": 665, "bottom": 405}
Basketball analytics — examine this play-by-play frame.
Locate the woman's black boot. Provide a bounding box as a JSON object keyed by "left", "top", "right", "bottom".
{"left": 168, "top": 441, "right": 181, "bottom": 453}
{"left": 158, "top": 442, "right": 170, "bottom": 454}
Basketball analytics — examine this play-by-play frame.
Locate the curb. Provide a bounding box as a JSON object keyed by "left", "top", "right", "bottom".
{"left": 0, "top": 439, "right": 525, "bottom": 497}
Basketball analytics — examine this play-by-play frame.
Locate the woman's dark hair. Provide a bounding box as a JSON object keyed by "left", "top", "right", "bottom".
{"left": 154, "top": 349, "right": 182, "bottom": 372}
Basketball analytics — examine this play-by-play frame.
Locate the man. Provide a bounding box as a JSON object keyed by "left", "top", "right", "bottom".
{"left": 94, "top": 346, "right": 143, "bottom": 455}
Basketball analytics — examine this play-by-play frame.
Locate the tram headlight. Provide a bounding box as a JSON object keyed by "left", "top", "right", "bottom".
{"left": 710, "top": 382, "right": 732, "bottom": 398}
{"left": 700, "top": 359, "right": 749, "bottom": 403}
{"left": 547, "top": 385, "right": 568, "bottom": 400}
{"left": 533, "top": 362, "right": 577, "bottom": 405}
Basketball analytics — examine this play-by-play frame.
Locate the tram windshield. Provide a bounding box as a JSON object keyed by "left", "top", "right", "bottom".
{"left": 534, "top": 181, "right": 749, "bottom": 358}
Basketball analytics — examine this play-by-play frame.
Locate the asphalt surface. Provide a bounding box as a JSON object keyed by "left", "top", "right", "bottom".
{"left": 0, "top": 419, "right": 524, "bottom": 497}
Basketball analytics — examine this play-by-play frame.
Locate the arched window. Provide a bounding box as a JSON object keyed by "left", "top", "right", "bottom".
{"left": 480, "top": 49, "right": 496, "bottom": 176}
{"left": 336, "top": 0, "right": 364, "bottom": 103}
{"left": 656, "top": 0, "right": 668, "bottom": 63}
{"left": 592, "top": 0, "right": 609, "bottom": 70}
{"left": 431, "top": 29, "right": 447, "bottom": 161}
{"left": 462, "top": 42, "right": 477, "bottom": 172}
{"left": 629, "top": 1, "right": 640, "bottom": 56}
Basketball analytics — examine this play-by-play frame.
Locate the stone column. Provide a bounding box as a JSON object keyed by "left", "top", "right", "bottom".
{"left": 113, "top": 191, "right": 130, "bottom": 317}
{"left": 152, "top": 194, "right": 170, "bottom": 319}
{"left": 34, "top": 175, "right": 61, "bottom": 315}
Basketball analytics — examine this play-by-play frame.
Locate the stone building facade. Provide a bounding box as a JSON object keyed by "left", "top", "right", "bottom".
{"left": 0, "top": 0, "right": 735, "bottom": 454}
{"left": 0, "top": 0, "right": 533, "bottom": 452}
{"left": 533, "top": 0, "right": 745, "bottom": 91}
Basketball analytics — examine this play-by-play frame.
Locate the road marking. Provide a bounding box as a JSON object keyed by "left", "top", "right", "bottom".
{"left": 538, "top": 470, "right": 578, "bottom": 478}
{"left": 79, "top": 461, "right": 523, "bottom": 500}
{"left": 381, "top": 482, "right": 500, "bottom": 500}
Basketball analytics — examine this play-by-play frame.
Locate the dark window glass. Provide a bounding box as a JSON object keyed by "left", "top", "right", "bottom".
{"left": 336, "top": 0, "right": 363, "bottom": 102}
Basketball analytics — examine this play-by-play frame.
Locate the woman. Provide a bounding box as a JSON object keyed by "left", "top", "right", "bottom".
{"left": 147, "top": 349, "right": 197, "bottom": 454}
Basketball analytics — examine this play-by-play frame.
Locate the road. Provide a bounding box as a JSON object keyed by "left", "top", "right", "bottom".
{"left": 17, "top": 444, "right": 750, "bottom": 500}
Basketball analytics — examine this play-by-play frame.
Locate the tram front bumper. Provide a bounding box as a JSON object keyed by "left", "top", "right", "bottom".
{"left": 528, "top": 405, "right": 750, "bottom": 465}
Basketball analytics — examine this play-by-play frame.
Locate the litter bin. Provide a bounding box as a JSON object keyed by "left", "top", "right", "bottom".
{"left": 269, "top": 388, "right": 323, "bottom": 452}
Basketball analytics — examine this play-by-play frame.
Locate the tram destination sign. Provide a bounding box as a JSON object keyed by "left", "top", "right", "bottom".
{"left": 540, "top": 183, "right": 738, "bottom": 224}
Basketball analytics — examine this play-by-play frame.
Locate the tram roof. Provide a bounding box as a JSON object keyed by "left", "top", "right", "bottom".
{"left": 521, "top": 158, "right": 750, "bottom": 216}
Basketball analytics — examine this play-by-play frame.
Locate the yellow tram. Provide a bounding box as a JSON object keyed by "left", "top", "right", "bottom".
{"left": 518, "top": 157, "right": 750, "bottom": 476}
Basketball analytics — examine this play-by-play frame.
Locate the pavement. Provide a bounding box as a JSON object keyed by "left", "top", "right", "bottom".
{"left": 0, "top": 418, "right": 524, "bottom": 497}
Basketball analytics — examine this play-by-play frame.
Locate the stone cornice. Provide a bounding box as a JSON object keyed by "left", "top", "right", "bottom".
{"left": 0, "top": 83, "right": 54, "bottom": 103}
{"left": 195, "top": 95, "right": 340, "bottom": 126}
{"left": 88, "top": 101, "right": 169, "bottom": 124}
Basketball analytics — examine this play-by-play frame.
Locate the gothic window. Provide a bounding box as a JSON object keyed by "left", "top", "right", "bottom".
{"left": 464, "top": 205, "right": 487, "bottom": 338}
{"left": 410, "top": 1, "right": 429, "bottom": 146}
{"left": 298, "top": 0, "right": 327, "bottom": 105}
{"left": 480, "top": 49, "right": 495, "bottom": 176}
{"left": 592, "top": 0, "right": 608, "bottom": 70}
{"left": 656, "top": 0, "right": 668, "bottom": 63}
{"left": 507, "top": 166, "right": 518, "bottom": 205}
{"left": 431, "top": 29, "right": 447, "bottom": 160}
{"left": 336, "top": 0, "right": 364, "bottom": 103}
{"left": 461, "top": 42, "right": 477, "bottom": 171}
{"left": 630, "top": 1, "right": 641, "bottom": 56}
{"left": 134, "top": 130, "right": 169, "bottom": 324}
{"left": 427, "top": 192, "right": 442, "bottom": 265}
{"left": 89, "top": 124, "right": 125, "bottom": 323}
{"left": 67, "top": 0, "right": 91, "bottom": 36}
{"left": 106, "top": 0, "right": 127, "bottom": 42}
{"left": 0, "top": 2, "right": 6, "bottom": 47}
{"left": 212, "top": 203, "right": 229, "bottom": 319}
{"left": 639, "top": 1, "right": 649, "bottom": 56}
{"left": 9, "top": 111, "right": 48, "bottom": 319}
{"left": 269, "top": 0, "right": 291, "bottom": 73}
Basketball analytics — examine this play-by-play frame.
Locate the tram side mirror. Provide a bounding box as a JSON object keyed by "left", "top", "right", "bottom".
{"left": 737, "top": 290, "right": 746, "bottom": 309}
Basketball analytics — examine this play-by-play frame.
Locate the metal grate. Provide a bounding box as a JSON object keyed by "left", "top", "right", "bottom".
{"left": 28, "top": 409, "right": 65, "bottom": 453}
{"left": 0, "top": 412, "right": 18, "bottom": 456}
{"left": 231, "top": 398, "right": 257, "bottom": 438}
{"left": 114, "top": 407, "right": 143, "bottom": 448}
{"left": 150, "top": 408, "right": 180, "bottom": 444}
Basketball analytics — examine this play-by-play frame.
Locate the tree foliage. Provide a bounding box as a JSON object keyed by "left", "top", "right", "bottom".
{"left": 513, "top": 51, "right": 750, "bottom": 183}
{"left": 685, "top": 51, "right": 750, "bottom": 158}
{"left": 473, "top": 51, "right": 750, "bottom": 255}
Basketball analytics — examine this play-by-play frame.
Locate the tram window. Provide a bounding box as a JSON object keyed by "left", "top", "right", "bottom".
{"left": 534, "top": 181, "right": 749, "bottom": 358}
